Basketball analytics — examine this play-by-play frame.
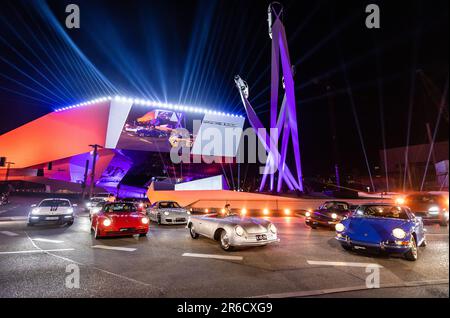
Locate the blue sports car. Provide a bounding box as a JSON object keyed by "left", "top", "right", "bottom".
{"left": 335, "top": 203, "right": 427, "bottom": 261}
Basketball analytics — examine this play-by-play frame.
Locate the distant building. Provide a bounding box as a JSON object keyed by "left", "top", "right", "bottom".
{"left": 379, "top": 141, "right": 449, "bottom": 191}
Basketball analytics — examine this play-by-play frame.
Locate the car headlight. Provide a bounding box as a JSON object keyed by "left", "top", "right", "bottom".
{"left": 428, "top": 206, "right": 440, "bottom": 214}
{"left": 395, "top": 197, "right": 405, "bottom": 205}
{"left": 31, "top": 208, "right": 40, "bottom": 215}
{"left": 141, "top": 217, "right": 149, "bottom": 225}
{"left": 268, "top": 223, "right": 277, "bottom": 234}
{"left": 305, "top": 211, "right": 311, "bottom": 217}
{"left": 331, "top": 213, "right": 338, "bottom": 220}
{"left": 164, "top": 211, "right": 170, "bottom": 216}
{"left": 102, "top": 219, "right": 112, "bottom": 227}
{"left": 335, "top": 223, "right": 345, "bottom": 232}
{"left": 235, "top": 225, "right": 245, "bottom": 236}
{"left": 392, "top": 228, "right": 406, "bottom": 239}
{"left": 92, "top": 207, "right": 101, "bottom": 214}
{"left": 67, "top": 208, "right": 74, "bottom": 214}
{"left": 86, "top": 202, "right": 92, "bottom": 208}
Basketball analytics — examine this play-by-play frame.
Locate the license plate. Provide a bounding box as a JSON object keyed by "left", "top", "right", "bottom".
{"left": 120, "top": 228, "right": 133, "bottom": 232}
{"left": 256, "top": 234, "right": 267, "bottom": 241}
{"left": 45, "top": 217, "right": 59, "bottom": 220}
{"left": 354, "top": 245, "right": 366, "bottom": 250}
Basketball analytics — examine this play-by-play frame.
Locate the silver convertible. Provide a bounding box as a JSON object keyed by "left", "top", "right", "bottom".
{"left": 147, "top": 201, "right": 189, "bottom": 225}
{"left": 187, "top": 213, "right": 280, "bottom": 251}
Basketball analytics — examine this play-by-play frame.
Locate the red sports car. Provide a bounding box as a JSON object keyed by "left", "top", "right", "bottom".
{"left": 91, "top": 202, "right": 149, "bottom": 239}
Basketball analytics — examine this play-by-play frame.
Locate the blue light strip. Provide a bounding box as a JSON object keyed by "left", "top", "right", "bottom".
{"left": 53, "top": 95, "right": 244, "bottom": 118}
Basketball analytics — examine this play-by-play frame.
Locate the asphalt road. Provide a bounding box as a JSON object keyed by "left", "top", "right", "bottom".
{"left": 0, "top": 196, "right": 448, "bottom": 298}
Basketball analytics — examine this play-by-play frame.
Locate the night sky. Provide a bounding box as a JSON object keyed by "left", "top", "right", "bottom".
{"left": 0, "top": 0, "right": 448, "bottom": 179}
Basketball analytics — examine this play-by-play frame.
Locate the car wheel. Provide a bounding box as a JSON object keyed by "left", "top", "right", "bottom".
{"left": 27, "top": 222, "right": 34, "bottom": 227}
{"left": 219, "top": 230, "right": 233, "bottom": 251}
{"left": 189, "top": 225, "right": 199, "bottom": 239}
{"left": 404, "top": 236, "right": 418, "bottom": 261}
{"left": 341, "top": 244, "right": 352, "bottom": 251}
{"left": 139, "top": 233, "right": 147, "bottom": 237}
{"left": 66, "top": 221, "right": 74, "bottom": 226}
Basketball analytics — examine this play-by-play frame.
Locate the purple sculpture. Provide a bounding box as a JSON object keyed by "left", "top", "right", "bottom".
{"left": 235, "top": 2, "right": 304, "bottom": 192}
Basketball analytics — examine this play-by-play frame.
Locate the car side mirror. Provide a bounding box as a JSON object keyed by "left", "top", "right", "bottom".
{"left": 31, "top": 204, "right": 37, "bottom": 207}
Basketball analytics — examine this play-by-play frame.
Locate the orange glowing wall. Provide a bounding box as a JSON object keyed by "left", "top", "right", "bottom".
{"left": 0, "top": 102, "right": 111, "bottom": 168}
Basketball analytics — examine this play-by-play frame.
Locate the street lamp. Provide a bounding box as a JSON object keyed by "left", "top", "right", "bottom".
{"left": 88, "top": 144, "right": 103, "bottom": 198}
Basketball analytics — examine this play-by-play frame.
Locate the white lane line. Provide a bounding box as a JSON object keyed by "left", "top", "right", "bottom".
{"left": 0, "top": 231, "right": 19, "bottom": 236}
{"left": 32, "top": 238, "right": 64, "bottom": 244}
{"left": 92, "top": 245, "right": 136, "bottom": 252}
{"left": 307, "top": 260, "right": 383, "bottom": 268}
{"left": 0, "top": 216, "right": 28, "bottom": 221}
{"left": 24, "top": 233, "right": 159, "bottom": 290}
{"left": 0, "top": 248, "right": 74, "bottom": 255}
{"left": 182, "top": 253, "right": 243, "bottom": 261}
{"left": 250, "top": 278, "right": 449, "bottom": 298}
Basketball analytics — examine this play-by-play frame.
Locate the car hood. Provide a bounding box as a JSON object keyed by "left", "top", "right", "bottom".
{"left": 315, "top": 209, "right": 349, "bottom": 218}
{"left": 159, "top": 208, "right": 188, "bottom": 215}
{"left": 345, "top": 217, "right": 410, "bottom": 242}
{"left": 33, "top": 206, "right": 72, "bottom": 215}
{"left": 225, "top": 216, "right": 271, "bottom": 233}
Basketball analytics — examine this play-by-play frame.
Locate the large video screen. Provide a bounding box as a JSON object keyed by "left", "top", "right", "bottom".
{"left": 116, "top": 106, "right": 187, "bottom": 152}
{"left": 112, "top": 103, "right": 245, "bottom": 158}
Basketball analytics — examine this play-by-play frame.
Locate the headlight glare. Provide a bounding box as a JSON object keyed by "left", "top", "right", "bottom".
{"left": 392, "top": 228, "right": 406, "bottom": 239}
{"left": 335, "top": 223, "right": 345, "bottom": 232}
{"left": 102, "top": 219, "right": 112, "bottom": 227}
{"left": 164, "top": 211, "right": 170, "bottom": 216}
{"left": 331, "top": 213, "right": 338, "bottom": 220}
{"left": 235, "top": 225, "right": 244, "bottom": 236}
{"left": 31, "top": 208, "right": 40, "bottom": 215}
{"left": 141, "top": 217, "right": 149, "bottom": 225}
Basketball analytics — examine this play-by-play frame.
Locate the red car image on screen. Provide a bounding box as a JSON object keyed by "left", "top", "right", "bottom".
{"left": 90, "top": 202, "right": 149, "bottom": 239}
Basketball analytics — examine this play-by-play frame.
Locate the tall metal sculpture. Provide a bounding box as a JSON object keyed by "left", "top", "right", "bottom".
{"left": 235, "top": 2, "right": 304, "bottom": 192}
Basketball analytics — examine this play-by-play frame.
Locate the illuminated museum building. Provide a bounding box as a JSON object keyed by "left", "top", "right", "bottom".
{"left": 0, "top": 97, "right": 245, "bottom": 196}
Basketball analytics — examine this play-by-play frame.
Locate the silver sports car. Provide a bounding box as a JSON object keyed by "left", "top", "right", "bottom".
{"left": 147, "top": 201, "right": 189, "bottom": 225}
{"left": 187, "top": 213, "right": 280, "bottom": 251}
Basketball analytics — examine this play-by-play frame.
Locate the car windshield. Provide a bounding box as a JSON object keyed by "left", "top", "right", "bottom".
{"left": 407, "top": 195, "right": 441, "bottom": 204}
{"left": 104, "top": 203, "right": 136, "bottom": 213}
{"left": 39, "top": 200, "right": 70, "bottom": 207}
{"left": 355, "top": 205, "right": 409, "bottom": 220}
{"left": 320, "top": 202, "right": 349, "bottom": 210}
{"left": 159, "top": 202, "right": 181, "bottom": 209}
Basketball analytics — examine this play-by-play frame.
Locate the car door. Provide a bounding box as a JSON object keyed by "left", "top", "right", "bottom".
{"left": 198, "top": 215, "right": 219, "bottom": 239}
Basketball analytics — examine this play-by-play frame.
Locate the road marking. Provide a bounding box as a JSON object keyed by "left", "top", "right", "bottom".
{"left": 0, "top": 248, "right": 74, "bottom": 255}
{"left": 92, "top": 245, "right": 136, "bottom": 252}
{"left": 32, "top": 238, "right": 64, "bottom": 244}
{"left": 0, "top": 231, "right": 19, "bottom": 236}
{"left": 250, "top": 278, "right": 449, "bottom": 298}
{"left": 0, "top": 216, "right": 28, "bottom": 222}
{"left": 307, "top": 260, "right": 383, "bottom": 268}
{"left": 182, "top": 253, "right": 243, "bottom": 261}
{"left": 23, "top": 232, "right": 162, "bottom": 291}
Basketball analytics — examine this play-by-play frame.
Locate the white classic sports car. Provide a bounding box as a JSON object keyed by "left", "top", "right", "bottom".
{"left": 187, "top": 213, "right": 280, "bottom": 251}
{"left": 147, "top": 201, "right": 189, "bottom": 225}
{"left": 27, "top": 198, "right": 77, "bottom": 226}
